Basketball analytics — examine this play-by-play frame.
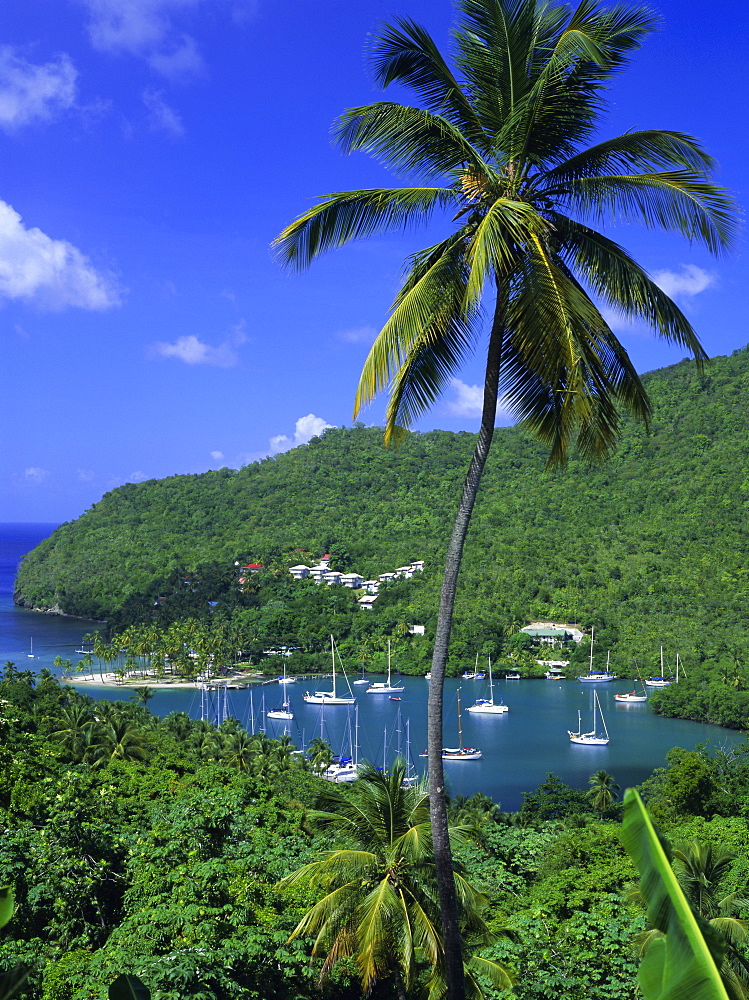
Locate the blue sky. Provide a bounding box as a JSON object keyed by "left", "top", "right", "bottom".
{"left": 1, "top": 0, "right": 746, "bottom": 522}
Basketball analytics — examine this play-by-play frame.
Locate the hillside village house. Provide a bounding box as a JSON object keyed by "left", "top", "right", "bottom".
{"left": 289, "top": 564, "right": 311, "bottom": 580}
{"left": 288, "top": 558, "right": 424, "bottom": 604}
{"left": 520, "top": 623, "right": 584, "bottom": 646}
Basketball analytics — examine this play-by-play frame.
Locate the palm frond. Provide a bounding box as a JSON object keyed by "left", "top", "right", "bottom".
{"left": 464, "top": 197, "right": 550, "bottom": 310}
{"left": 356, "top": 878, "right": 402, "bottom": 991}
{"left": 369, "top": 18, "right": 486, "bottom": 145}
{"left": 466, "top": 953, "right": 515, "bottom": 991}
{"left": 551, "top": 214, "right": 708, "bottom": 359}
{"left": 280, "top": 850, "right": 377, "bottom": 893}
{"left": 543, "top": 130, "right": 717, "bottom": 182}
{"left": 334, "top": 103, "right": 488, "bottom": 179}
{"left": 273, "top": 187, "right": 453, "bottom": 270}
{"left": 555, "top": 171, "right": 738, "bottom": 255}
{"left": 355, "top": 231, "right": 480, "bottom": 437}
{"left": 500, "top": 238, "right": 652, "bottom": 464}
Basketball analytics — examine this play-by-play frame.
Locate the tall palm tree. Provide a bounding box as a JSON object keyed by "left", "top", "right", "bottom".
{"left": 273, "top": 2, "right": 736, "bottom": 994}
{"left": 280, "top": 760, "right": 509, "bottom": 999}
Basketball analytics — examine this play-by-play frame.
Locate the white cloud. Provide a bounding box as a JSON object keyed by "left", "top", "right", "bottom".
{"left": 24, "top": 466, "right": 49, "bottom": 484}
{"left": 446, "top": 378, "right": 514, "bottom": 421}
{"left": 446, "top": 378, "right": 484, "bottom": 418}
{"left": 150, "top": 322, "right": 247, "bottom": 367}
{"left": 600, "top": 307, "right": 637, "bottom": 333}
{"left": 148, "top": 34, "right": 202, "bottom": 78}
{"left": 270, "top": 414, "right": 335, "bottom": 454}
{"left": 77, "top": 468, "right": 96, "bottom": 482}
{"left": 0, "top": 48, "right": 77, "bottom": 130}
{"left": 0, "top": 200, "right": 121, "bottom": 310}
{"left": 127, "top": 471, "right": 147, "bottom": 482}
{"left": 142, "top": 87, "right": 184, "bottom": 136}
{"left": 78, "top": 0, "right": 204, "bottom": 77}
{"left": 337, "top": 325, "right": 378, "bottom": 345}
{"left": 210, "top": 450, "right": 224, "bottom": 461}
{"left": 653, "top": 265, "right": 715, "bottom": 299}
{"left": 150, "top": 334, "right": 236, "bottom": 366}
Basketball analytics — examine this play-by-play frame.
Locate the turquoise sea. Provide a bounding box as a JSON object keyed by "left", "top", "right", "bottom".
{"left": 2, "top": 523, "right": 744, "bottom": 810}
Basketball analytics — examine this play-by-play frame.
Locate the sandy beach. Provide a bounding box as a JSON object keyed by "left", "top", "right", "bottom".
{"left": 62, "top": 670, "right": 264, "bottom": 690}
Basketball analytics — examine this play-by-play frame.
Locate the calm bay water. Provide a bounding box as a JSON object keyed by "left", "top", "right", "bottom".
{"left": 2, "top": 523, "right": 744, "bottom": 810}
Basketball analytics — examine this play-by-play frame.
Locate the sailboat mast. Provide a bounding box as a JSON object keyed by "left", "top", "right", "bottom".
{"left": 598, "top": 692, "right": 610, "bottom": 739}
{"left": 354, "top": 704, "right": 359, "bottom": 768}
{"left": 488, "top": 657, "right": 493, "bottom": 701}
{"left": 589, "top": 626, "right": 595, "bottom": 674}
{"left": 458, "top": 688, "right": 463, "bottom": 750}
{"left": 331, "top": 635, "right": 336, "bottom": 697}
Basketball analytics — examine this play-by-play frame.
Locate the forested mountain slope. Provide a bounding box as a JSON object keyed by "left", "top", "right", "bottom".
{"left": 15, "top": 347, "right": 749, "bottom": 663}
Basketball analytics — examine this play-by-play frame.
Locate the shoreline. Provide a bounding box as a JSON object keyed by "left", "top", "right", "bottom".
{"left": 63, "top": 670, "right": 267, "bottom": 690}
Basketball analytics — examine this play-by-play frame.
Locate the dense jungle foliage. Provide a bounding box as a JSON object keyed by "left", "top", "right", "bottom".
{"left": 14, "top": 347, "right": 749, "bottom": 726}
{"left": 3, "top": 665, "right": 749, "bottom": 1000}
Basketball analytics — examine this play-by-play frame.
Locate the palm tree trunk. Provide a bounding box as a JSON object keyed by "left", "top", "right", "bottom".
{"left": 427, "top": 300, "right": 504, "bottom": 1000}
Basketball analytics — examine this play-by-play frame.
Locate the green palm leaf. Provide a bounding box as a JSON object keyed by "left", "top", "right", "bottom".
{"left": 558, "top": 171, "right": 737, "bottom": 254}
{"left": 621, "top": 788, "right": 730, "bottom": 1000}
{"left": 273, "top": 187, "right": 453, "bottom": 269}
{"left": 334, "top": 103, "right": 487, "bottom": 178}
{"left": 371, "top": 17, "right": 485, "bottom": 143}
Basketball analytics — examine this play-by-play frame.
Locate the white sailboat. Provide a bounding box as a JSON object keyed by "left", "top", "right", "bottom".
{"left": 303, "top": 636, "right": 356, "bottom": 705}
{"left": 324, "top": 705, "right": 359, "bottom": 783}
{"left": 466, "top": 658, "right": 508, "bottom": 714}
{"left": 462, "top": 652, "right": 485, "bottom": 680}
{"left": 269, "top": 662, "right": 294, "bottom": 719}
{"left": 568, "top": 690, "right": 610, "bottom": 745}
{"left": 615, "top": 660, "right": 648, "bottom": 702}
{"left": 267, "top": 697, "right": 294, "bottom": 721}
{"left": 27, "top": 638, "right": 35, "bottom": 658}
{"left": 577, "top": 627, "right": 617, "bottom": 682}
{"left": 439, "top": 688, "right": 482, "bottom": 759}
{"left": 401, "top": 717, "right": 418, "bottom": 786}
{"left": 353, "top": 664, "right": 370, "bottom": 686}
{"left": 645, "top": 647, "right": 671, "bottom": 688}
{"left": 366, "top": 640, "right": 405, "bottom": 694}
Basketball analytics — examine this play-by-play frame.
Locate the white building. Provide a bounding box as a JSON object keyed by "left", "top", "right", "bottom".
{"left": 395, "top": 566, "right": 415, "bottom": 579}
{"left": 289, "top": 564, "right": 311, "bottom": 580}
{"left": 340, "top": 573, "right": 363, "bottom": 589}
{"left": 358, "top": 595, "right": 378, "bottom": 611}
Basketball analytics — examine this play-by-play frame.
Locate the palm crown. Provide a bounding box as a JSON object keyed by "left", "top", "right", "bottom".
{"left": 274, "top": 0, "right": 734, "bottom": 463}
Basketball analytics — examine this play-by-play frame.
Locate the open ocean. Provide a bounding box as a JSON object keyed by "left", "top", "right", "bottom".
{"left": 1, "top": 522, "right": 744, "bottom": 810}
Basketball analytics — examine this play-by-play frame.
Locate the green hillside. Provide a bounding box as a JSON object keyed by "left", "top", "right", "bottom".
{"left": 15, "top": 346, "right": 749, "bottom": 672}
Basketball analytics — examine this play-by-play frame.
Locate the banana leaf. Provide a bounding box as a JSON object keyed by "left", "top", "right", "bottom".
{"left": 621, "top": 788, "right": 729, "bottom": 1000}
{"left": 109, "top": 975, "right": 151, "bottom": 1000}
{"left": 0, "top": 889, "right": 13, "bottom": 931}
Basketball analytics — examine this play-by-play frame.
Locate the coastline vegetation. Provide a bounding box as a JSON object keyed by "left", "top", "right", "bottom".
{"left": 13, "top": 348, "right": 749, "bottom": 730}
{"left": 1, "top": 664, "right": 747, "bottom": 1000}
